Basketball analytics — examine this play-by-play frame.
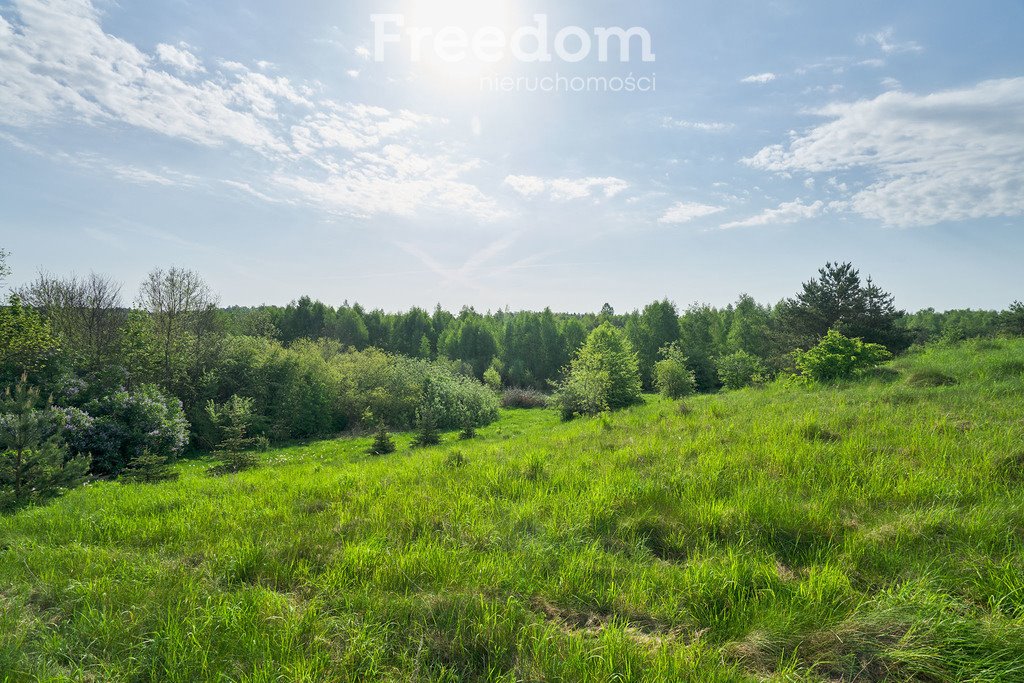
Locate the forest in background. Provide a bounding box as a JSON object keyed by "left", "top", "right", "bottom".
{"left": 2, "top": 244, "right": 1023, "bottom": 506}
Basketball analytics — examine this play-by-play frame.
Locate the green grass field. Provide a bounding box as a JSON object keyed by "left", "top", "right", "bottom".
{"left": 3, "top": 339, "right": 1024, "bottom": 682}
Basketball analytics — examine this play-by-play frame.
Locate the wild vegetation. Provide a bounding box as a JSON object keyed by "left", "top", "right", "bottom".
{"left": 2, "top": 246, "right": 1024, "bottom": 680}
{"left": 1, "top": 339, "right": 1024, "bottom": 680}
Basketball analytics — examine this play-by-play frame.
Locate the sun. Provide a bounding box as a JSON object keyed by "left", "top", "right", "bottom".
{"left": 403, "top": 0, "right": 519, "bottom": 86}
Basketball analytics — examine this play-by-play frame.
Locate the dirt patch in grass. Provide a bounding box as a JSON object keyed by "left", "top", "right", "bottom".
{"left": 906, "top": 368, "right": 957, "bottom": 388}
{"left": 530, "top": 597, "right": 694, "bottom": 648}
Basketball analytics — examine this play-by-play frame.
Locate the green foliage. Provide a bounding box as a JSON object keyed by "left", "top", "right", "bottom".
{"left": 654, "top": 342, "right": 697, "bottom": 399}
{"left": 412, "top": 382, "right": 441, "bottom": 447}
{"left": 438, "top": 315, "right": 498, "bottom": 379}
{"left": 500, "top": 309, "right": 566, "bottom": 389}
{"left": 458, "top": 417, "right": 477, "bottom": 441}
{"left": 1005, "top": 301, "right": 1024, "bottom": 336}
{"left": 207, "top": 395, "right": 263, "bottom": 472}
{"left": 136, "top": 267, "right": 220, "bottom": 394}
{"left": 795, "top": 329, "right": 894, "bottom": 382}
{"left": 553, "top": 322, "right": 642, "bottom": 420}
{"left": 64, "top": 384, "right": 189, "bottom": 477}
{"left": 121, "top": 450, "right": 178, "bottom": 484}
{"left": 368, "top": 417, "right": 396, "bottom": 456}
{"left": 727, "top": 294, "right": 770, "bottom": 358}
{"left": 3, "top": 340, "right": 1024, "bottom": 679}
{"left": 0, "top": 377, "right": 90, "bottom": 509}
{"left": 679, "top": 304, "right": 723, "bottom": 392}
{"left": 626, "top": 299, "right": 680, "bottom": 390}
{"left": 780, "top": 262, "right": 910, "bottom": 352}
{"left": 332, "top": 346, "right": 499, "bottom": 433}
{"left": 0, "top": 295, "right": 61, "bottom": 385}
{"left": 482, "top": 365, "right": 503, "bottom": 392}
{"left": 717, "top": 350, "right": 768, "bottom": 390}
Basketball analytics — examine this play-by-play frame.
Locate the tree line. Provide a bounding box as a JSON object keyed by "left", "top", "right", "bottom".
{"left": 2, "top": 245, "right": 1023, "bottom": 508}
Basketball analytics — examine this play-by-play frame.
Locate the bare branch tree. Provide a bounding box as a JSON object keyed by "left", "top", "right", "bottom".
{"left": 0, "top": 249, "right": 10, "bottom": 289}
{"left": 18, "top": 271, "right": 125, "bottom": 368}
{"left": 136, "top": 267, "right": 219, "bottom": 386}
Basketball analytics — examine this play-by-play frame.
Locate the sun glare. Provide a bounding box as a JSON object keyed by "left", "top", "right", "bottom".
{"left": 406, "top": 0, "right": 516, "bottom": 35}
{"left": 403, "top": 0, "right": 519, "bottom": 86}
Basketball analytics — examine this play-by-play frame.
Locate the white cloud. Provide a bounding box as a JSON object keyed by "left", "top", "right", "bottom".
{"left": 741, "top": 72, "right": 777, "bottom": 84}
{"left": 0, "top": 0, "right": 287, "bottom": 150}
{"left": 155, "top": 42, "right": 204, "bottom": 74}
{"left": 504, "top": 175, "right": 548, "bottom": 198}
{"left": 720, "top": 200, "right": 824, "bottom": 230}
{"left": 354, "top": 46, "right": 371, "bottom": 60}
{"left": 0, "top": 0, "right": 501, "bottom": 223}
{"left": 743, "top": 77, "right": 1024, "bottom": 227}
{"left": 659, "top": 201, "right": 725, "bottom": 224}
{"left": 289, "top": 104, "right": 431, "bottom": 154}
{"left": 859, "top": 27, "right": 923, "bottom": 55}
{"left": 662, "top": 117, "right": 734, "bottom": 132}
{"left": 504, "top": 175, "right": 630, "bottom": 201}
{"left": 278, "top": 145, "right": 505, "bottom": 222}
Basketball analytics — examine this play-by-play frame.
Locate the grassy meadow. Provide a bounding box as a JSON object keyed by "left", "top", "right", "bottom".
{"left": 3, "top": 338, "right": 1024, "bottom": 681}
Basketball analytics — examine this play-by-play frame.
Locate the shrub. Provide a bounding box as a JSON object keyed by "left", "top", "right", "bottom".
{"left": 553, "top": 323, "right": 642, "bottom": 420}
{"left": 795, "top": 330, "right": 893, "bottom": 383}
{"left": 443, "top": 450, "right": 468, "bottom": 469}
{"left": 717, "top": 350, "right": 767, "bottom": 391}
{"left": 334, "top": 348, "right": 499, "bottom": 431}
{"left": 483, "top": 366, "right": 503, "bottom": 392}
{"left": 501, "top": 388, "right": 549, "bottom": 409}
{"left": 413, "top": 408, "right": 440, "bottom": 448}
{"left": 654, "top": 343, "right": 697, "bottom": 399}
{"left": 368, "top": 421, "right": 396, "bottom": 456}
{"left": 906, "top": 368, "right": 957, "bottom": 387}
{"left": 459, "top": 418, "right": 477, "bottom": 441}
{"left": 207, "top": 395, "right": 264, "bottom": 472}
{"left": 121, "top": 451, "right": 178, "bottom": 484}
{"left": 0, "top": 378, "right": 90, "bottom": 509}
{"left": 67, "top": 384, "right": 189, "bottom": 477}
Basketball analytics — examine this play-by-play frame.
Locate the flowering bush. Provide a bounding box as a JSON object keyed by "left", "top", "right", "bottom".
{"left": 62, "top": 384, "right": 190, "bottom": 477}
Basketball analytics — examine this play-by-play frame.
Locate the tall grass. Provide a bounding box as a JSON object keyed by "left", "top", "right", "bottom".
{"left": 2, "top": 340, "right": 1024, "bottom": 681}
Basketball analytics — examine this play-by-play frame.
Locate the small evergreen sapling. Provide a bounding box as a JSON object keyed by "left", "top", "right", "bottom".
{"left": 121, "top": 450, "right": 178, "bottom": 484}
{"left": 413, "top": 405, "right": 440, "bottom": 447}
{"left": 0, "top": 376, "right": 90, "bottom": 509}
{"left": 459, "top": 415, "right": 477, "bottom": 441}
{"left": 368, "top": 413, "right": 396, "bottom": 456}
{"left": 206, "top": 395, "right": 263, "bottom": 472}
{"left": 412, "top": 379, "right": 442, "bottom": 447}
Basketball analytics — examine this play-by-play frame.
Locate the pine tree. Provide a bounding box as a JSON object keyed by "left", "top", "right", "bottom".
{"left": 413, "top": 407, "right": 440, "bottom": 447}
{"left": 0, "top": 376, "right": 90, "bottom": 509}
{"left": 780, "top": 262, "right": 910, "bottom": 352}
{"left": 369, "top": 420, "right": 396, "bottom": 455}
{"left": 411, "top": 379, "right": 442, "bottom": 448}
{"left": 206, "top": 395, "right": 262, "bottom": 472}
{"left": 459, "top": 412, "right": 478, "bottom": 441}
{"left": 121, "top": 450, "right": 178, "bottom": 484}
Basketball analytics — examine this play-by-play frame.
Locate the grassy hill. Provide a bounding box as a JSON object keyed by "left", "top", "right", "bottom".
{"left": 3, "top": 339, "right": 1024, "bottom": 681}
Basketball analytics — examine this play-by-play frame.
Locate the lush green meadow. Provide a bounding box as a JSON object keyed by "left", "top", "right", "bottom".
{"left": 3, "top": 339, "right": 1024, "bottom": 681}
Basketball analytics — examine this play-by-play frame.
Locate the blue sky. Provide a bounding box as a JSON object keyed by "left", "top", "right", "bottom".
{"left": 1, "top": 0, "right": 1022, "bottom": 312}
